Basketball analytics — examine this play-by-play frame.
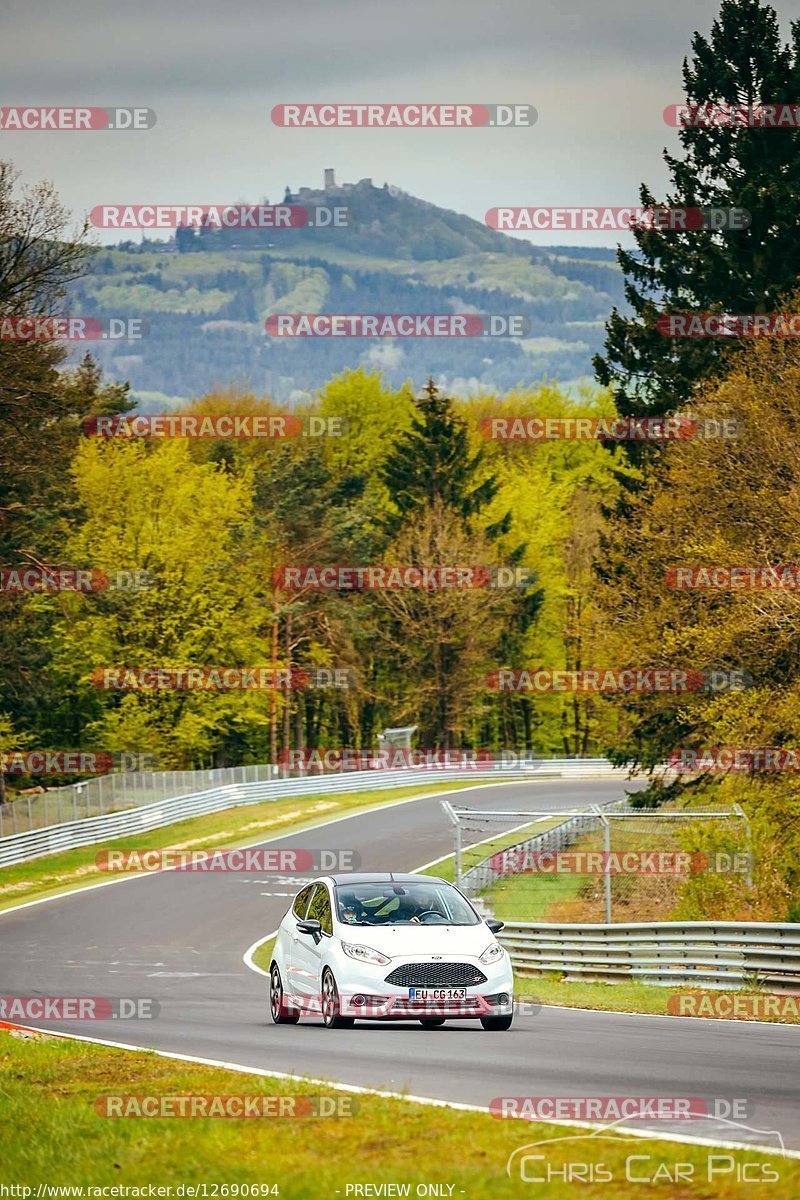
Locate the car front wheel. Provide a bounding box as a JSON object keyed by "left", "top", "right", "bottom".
{"left": 480, "top": 1014, "right": 513, "bottom": 1031}
{"left": 269, "top": 964, "right": 299, "bottom": 1025}
{"left": 321, "top": 968, "right": 354, "bottom": 1029}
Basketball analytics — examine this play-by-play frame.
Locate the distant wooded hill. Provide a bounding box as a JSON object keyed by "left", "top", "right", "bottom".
{"left": 72, "top": 175, "right": 628, "bottom": 405}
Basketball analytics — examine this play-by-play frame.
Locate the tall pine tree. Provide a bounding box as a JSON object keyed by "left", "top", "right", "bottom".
{"left": 595, "top": 0, "right": 800, "bottom": 422}
{"left": 378, "top": 380, "right": 541, "bottom": 747}
{"left": 380, "top": 379, "right": 509, "bottom": 536}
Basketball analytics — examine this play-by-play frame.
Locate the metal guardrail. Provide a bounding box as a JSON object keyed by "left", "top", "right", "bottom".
{"left": 0, "top": 758, "right": 623, "bottom": 868}
{"left": 499, "top": 921, "right": 800, "bottom": 990}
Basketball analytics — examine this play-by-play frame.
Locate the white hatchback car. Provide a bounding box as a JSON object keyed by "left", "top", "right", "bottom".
{"left": 269, "top": 872, "right": 514, "bottom": 1029}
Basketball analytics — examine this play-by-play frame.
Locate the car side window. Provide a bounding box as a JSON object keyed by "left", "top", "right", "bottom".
{"left": 292, "top": 884, "right": 314, "bottom": 920}
{"left": 306, "top": 883, "right": 333, "bottom": 936}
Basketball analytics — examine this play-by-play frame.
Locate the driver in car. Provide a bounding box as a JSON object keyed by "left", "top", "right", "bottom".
{"left": 338, "top": 892, "right": 368, "bottom": 923}
{"left": 395, "top": 887, "right": 436, "bottom": 923}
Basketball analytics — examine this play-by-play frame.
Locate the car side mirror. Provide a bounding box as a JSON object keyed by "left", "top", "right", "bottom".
{"left": 485, "top": 918, "right": 504, "bottom": 933}
{"left": 297, "top": 919, "right": 323, "bottom": 943}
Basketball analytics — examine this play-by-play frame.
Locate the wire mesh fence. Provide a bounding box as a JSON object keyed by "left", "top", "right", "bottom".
{"left": 0, "top": 764, "right": 281, "bottom": 837}
{"left": 444, "top": 800, "right": 751, "bottom": 923}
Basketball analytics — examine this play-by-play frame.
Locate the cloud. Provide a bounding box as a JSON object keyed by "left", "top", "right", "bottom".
{"left": 4, "top": 0, "right": 800, "bottom": 247}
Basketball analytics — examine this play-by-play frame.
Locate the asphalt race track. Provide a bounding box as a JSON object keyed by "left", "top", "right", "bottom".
{"left": 1, "top": 777, "right": 798, "bottom": 1155}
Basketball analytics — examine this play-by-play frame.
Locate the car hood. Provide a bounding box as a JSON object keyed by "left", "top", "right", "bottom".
{"left": 336, "top": 923, "right": 495, "bottom": 959}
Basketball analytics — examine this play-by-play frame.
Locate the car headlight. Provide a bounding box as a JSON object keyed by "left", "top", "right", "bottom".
{"left": 341, "top": 941, "right": 391, "bottom": 966}
{"left": 479, "top": 942, "right": 505, "bottom": 965}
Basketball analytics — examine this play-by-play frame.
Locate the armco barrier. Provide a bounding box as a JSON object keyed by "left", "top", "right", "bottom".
{"left": 499, "top": 921, "right": 800, "bottom": 990}
{"left": 0, "top": 759, "right": 626, "bottom": 868}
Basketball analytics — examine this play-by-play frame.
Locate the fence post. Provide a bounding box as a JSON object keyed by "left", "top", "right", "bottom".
{"left": 733, "top": 804, "right": 754, "bottom": 897}
{"left": 455, "top": 820, "right": 462, "bottom": 890}
{"left": 600, "top": 811, "right": 612, "bottom": 923}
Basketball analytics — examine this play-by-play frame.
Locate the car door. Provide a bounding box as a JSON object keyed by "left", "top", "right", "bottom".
{"left": 291, "top": 881, "right": 333, "bottom": 1006}
{"left": 284, "top": 883, "right": 315, "bottom": 998}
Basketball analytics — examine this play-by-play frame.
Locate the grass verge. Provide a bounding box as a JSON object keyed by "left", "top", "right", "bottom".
{"left": 0, "top": 781, "right": 483, "bottom": 913}
{"left": 0, "top": 1029, "right": 794, "bottom": 1198}
{"left": 251, "top": 936, "right": 277, "bottom": 974}
{"left": 516, "top": 975, "right": 800, "bottom": 1024}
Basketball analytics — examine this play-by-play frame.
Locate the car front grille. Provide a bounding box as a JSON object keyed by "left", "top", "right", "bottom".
{"left": 384, "top": 961, "right": 487, "bottom": 988}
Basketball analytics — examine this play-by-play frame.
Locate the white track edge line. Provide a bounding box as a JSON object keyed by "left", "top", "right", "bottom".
{"left": 2, "top": 1023, "right": 796, "bottom": 1160}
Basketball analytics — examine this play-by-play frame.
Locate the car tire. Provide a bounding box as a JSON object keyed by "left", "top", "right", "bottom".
{"left": 480, "top": 1014, "right": 513, "bottom": 1031}
{"left": 269, "top": 963, "right": 300, "bottom": 1024}
{"left": 321, "top": 968, "right": 354, "bottom": 1029}
{"left": 419, "top": 1018, "right": 446, "bottom": 1028}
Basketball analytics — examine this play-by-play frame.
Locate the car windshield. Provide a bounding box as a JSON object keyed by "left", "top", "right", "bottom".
{"left": 334, "top": 881, "right": 480, "bottom": 926}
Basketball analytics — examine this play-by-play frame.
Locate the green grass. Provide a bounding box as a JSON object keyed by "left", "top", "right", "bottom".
{"left": 1, "top": 1031, "right": 793, "bottom": 1197}
{"left": 251, "top": 935, "right": 276, "bottom": 973}
{"left": 517, "top": 976, "right": 800, "bottom": 1024}
{"left": 484, "top": 855, "right": 588, "bottom": 921}
{"left": 0, "top": 781, "right": 483, "bottom": 913}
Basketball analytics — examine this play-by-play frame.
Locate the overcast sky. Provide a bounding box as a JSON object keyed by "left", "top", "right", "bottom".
{"left": 3, "top": 0, "right": 800, "bottom": 247}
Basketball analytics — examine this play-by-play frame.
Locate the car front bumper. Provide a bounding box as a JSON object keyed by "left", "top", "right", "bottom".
{"left": 333, "top": 954, "right": 514, "bottom": 1020}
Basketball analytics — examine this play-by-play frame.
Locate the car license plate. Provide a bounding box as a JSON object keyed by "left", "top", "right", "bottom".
{"left": 408, "top": 988, "right": 467, "bottom": 1001}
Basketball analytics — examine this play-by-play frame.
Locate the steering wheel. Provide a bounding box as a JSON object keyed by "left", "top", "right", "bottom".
{"left": 416, "top": 909, "right": 447, "bottom": 924}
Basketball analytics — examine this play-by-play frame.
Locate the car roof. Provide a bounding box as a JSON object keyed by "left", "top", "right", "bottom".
{"left": 328, "top": 872, "right": 447, "bottom": 886}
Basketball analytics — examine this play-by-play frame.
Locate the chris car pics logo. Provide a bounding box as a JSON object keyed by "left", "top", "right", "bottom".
{"left": 506, "top": 1117, "right": 785, "bottom": 1185}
